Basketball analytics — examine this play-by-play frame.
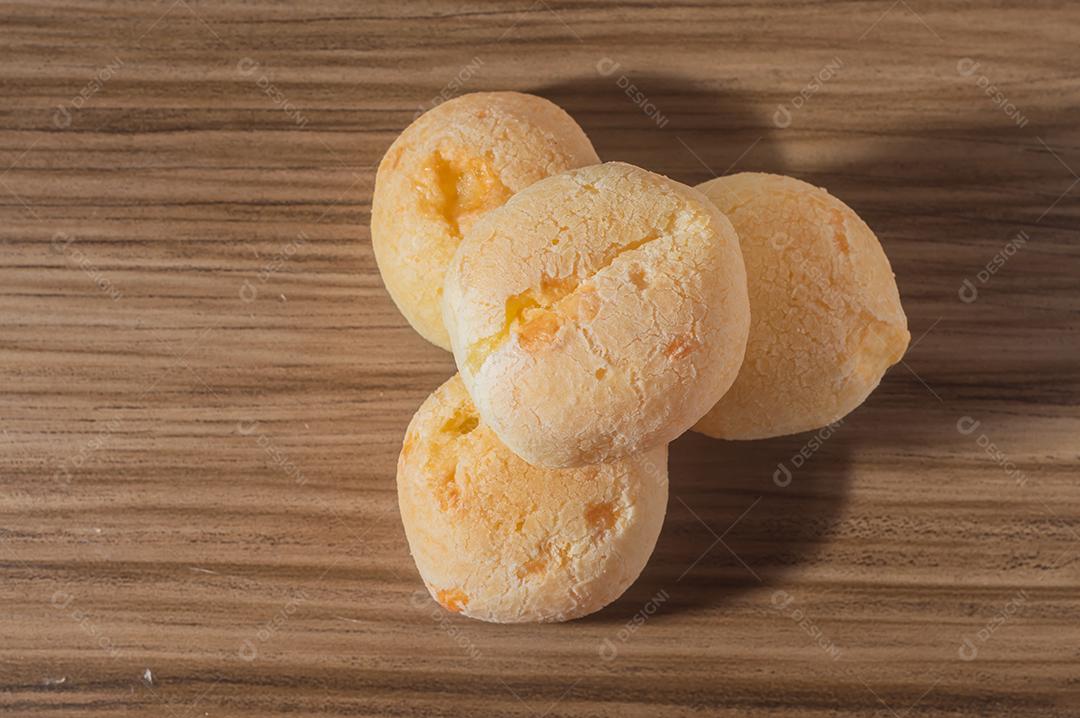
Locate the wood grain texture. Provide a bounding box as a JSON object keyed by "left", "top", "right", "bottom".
{"left": 1, "top": 1, "right": 1078, "bottom": 716}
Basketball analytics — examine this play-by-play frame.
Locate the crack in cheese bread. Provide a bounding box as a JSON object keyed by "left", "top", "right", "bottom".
{"left": 443, "top": 162, "right": 751, "bottom": 468}
{"left": 693, "top": 173, "right": 910, "bottom": 440}
{"left": 398, "top": 375, "right": 668, "bottom": 623}
{"left": 372, "top": 92, "right": 600, "bottom": 350}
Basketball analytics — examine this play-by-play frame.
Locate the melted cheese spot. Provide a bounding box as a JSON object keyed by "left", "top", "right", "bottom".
{"left": 416, "top": 150, "right": 510, "bottom": 241}
{"left": 435, "top": 588, "right": 469, "bottom": 612}
{"left": 585, "top": 502, "right": 619, "bottom": 533}
{"left": 441, "top": 408, "right": 479, "bottom": 435}
{"left": 435, "top": 468, "right": 460, "bottom": 512}
{"left": 465, "top": 290, "right": 541, "bottom": 372}
{"left": 516, "top": 557, "right": 547, "bottom": 579}
{"left": 664, "top": 333, "right": 700, "bottom": 360}
{"left": 462, "top": 226, "right": 670, "bottom": 373}
{"left": 401, "top": 431, "right": 418, "bottom": 459}
{"left": 465, "top": 276, "right": 583, "bottom": 371}
{"left": 517, "top": 311, "right": 561, "bottom": 353}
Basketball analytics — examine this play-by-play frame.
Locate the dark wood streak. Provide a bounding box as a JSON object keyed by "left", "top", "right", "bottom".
{"left": 1, "top": 0, "right": 1078, "bottom": 716}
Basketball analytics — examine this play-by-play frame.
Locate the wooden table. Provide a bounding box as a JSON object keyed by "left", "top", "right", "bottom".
{"left": 2, "top": 2, "right": 1077, "bottom": 716}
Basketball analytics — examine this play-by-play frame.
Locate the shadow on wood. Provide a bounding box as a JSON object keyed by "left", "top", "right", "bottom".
{"left": 533, "top": 71, "right": 787, "bottom": 185}
{"left": 588, "top": 427, "right": 853, "bottom": 622}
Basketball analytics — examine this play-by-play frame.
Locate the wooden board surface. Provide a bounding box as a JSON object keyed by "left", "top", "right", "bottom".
{"left": 2, "top": 1, "right": 1078, "bottom": 716}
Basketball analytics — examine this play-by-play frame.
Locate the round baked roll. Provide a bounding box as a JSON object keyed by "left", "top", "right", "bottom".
{"left": 443, "top": 162, "right": 750, "bottom": 468}
{"left": 371, "top": 92, "right": 600, "bottom": 350}
{"left": 398, "top": 375, "right": 668, "bottom": 623}
{"left": 693, "top": 173, "right": 910, "bottom": 440}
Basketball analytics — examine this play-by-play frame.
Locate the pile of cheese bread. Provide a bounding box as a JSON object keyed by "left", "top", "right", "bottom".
{"left": 372, "top": 92, "right": 909, "bottom": 623}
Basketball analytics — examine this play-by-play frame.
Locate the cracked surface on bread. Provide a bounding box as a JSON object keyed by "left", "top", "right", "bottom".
{"left": 371, "top": 92, "right": 600, "bottom": 350}
{"left": 397, "top": 375, "right": 668, "bottom": 624}
{"left": 443, "top": 162, "right": 751, "bottom": 468}
{"left": 692, "top": 172, "right": 910, "bottom": 440}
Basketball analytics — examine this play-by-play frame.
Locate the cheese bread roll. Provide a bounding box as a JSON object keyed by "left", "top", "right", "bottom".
{"left": 693, "top": 173, "right": 909, "bottom": 439}
{"left": 372, "top": 92, "right": 600, "bottom": 349}
{"left": 397, "top": 375, "right": 668, "bottom": 623}
{"left": 443, "top": 161, "right": 750, "bottom": 468}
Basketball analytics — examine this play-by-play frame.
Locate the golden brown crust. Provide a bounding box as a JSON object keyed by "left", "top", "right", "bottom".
{"left": 397, "top": 375, "right": 668, "bottom": 623}
{"left": 693, "top": 173, "right": 910, "bottom": 439}
{"left": 443, "top": 162, "right": 751, "bottom": 468}
{"left": 371, "top": 92, "right": 600, "bottom": 349}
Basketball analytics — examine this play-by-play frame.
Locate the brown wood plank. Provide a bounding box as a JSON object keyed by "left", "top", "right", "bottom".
{"left": 1, "top": 1, "right": 1077, "bottom": 715}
